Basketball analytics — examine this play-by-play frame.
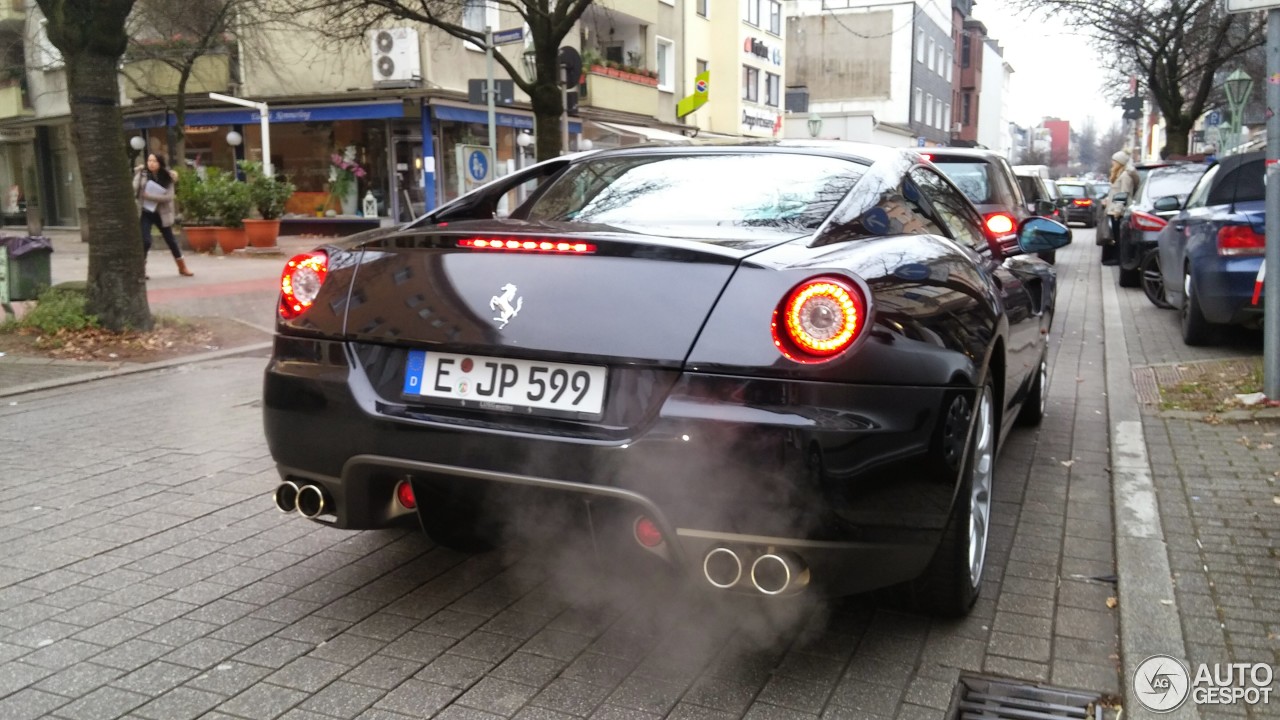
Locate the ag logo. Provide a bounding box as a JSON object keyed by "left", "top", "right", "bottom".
{"left": 1135, "top": 654, "right": 1191, "bottom": 713}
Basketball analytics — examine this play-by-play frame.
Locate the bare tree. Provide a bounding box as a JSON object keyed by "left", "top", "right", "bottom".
{"left": 1096, "top": 122, "right": 1128, "bottom": 176}
{"left": 122, "top": 0, "right": 242, "bottom": 165}
{"left": 277, "top": 0, "right": 592, "bottom": 160}
{"left": 36, "top": 0, "right": 150, "bottom": 331}
{"left": 1019, "top": 145, "right": 1049, "bottom": 166}
{"left": 1016, "top": 0, "right": 1265, "bottom": 156}
{"left": 1075, "top": 119, "right": 1098, "bottom": 175}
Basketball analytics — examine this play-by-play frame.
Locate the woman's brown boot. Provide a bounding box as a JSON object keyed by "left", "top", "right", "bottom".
{"left": 176, "top": 257, "right": 194, "bottom": 277}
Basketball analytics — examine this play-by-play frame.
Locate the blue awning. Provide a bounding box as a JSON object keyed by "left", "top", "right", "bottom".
{"left": 123, "top": 101, "right": 406, "bottom": 130}
{"left": 431, "top": 103, "right": 582, "bottom": 134}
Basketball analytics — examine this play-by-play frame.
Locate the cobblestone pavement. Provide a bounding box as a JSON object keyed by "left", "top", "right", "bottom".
{"left": 1114, "top": 270, "right": 1279, "bottom": 720}
{"left": 0, "top": 237, "right": 1122, "bottom": 720}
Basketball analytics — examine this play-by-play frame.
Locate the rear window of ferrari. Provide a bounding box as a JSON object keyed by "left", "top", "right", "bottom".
{"left": 521, "top": 153, "right": 866, "bottom": 232}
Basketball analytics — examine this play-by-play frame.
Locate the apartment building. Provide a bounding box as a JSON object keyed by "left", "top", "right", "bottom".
{"left": 786, "top": 0, "right": 952, "bottom": 147}
{"left": 0, "top": 0, "right": 771, "bottom": 229}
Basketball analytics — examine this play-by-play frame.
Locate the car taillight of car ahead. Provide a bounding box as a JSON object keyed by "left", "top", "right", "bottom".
{"left": 459, "top": 237, "right": 597, "bottom": 254}
{"left": 772, "top": 276, "right": 866, "bottom": 363}
{"left": 1130, "top": 211, "right": 1168, "bottom": 232}
{"left": 1072, "top": 198, "right": 1093, "bottom": 206}
{"left": 279, "top": 251, "right": 329, "bottom": 320}
{"left": 1217, "top": 225, "right": 1266, "bottom": 256}
{"left": 984, "top": 212, "right": 1016, "bottom": 237}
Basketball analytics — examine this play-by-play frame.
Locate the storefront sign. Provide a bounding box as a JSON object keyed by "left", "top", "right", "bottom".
{"left": 124, "top": 101, "right": 407, "bottom": 130}
{"left": 743, "top": 37, "right": 782, "bottom": 66}
{"left": 431, "top": 104, "right": 583, "bottom": 134}
{"left": 741, "top": 108, "right": 780, "bottom": 133}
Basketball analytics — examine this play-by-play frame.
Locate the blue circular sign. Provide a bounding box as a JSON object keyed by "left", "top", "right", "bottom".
{"left": 468, "top": 150, "right": 489, "bottom": 182}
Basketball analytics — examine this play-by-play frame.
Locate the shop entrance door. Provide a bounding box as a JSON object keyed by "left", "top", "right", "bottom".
{"left": 393, "top": 138, "right": 424, "bottom": 223}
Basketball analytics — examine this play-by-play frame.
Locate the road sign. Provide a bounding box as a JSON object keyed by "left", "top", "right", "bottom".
{"left": 1227, "top": 0, "right": 1280, "bottom": 12}
{"left": 1206, "top": 110, "right": 1223, "bottom": 127}
{"left": 467, "top": 150, "right": 489, "bottom": 182}
{"left": 455, "top": 145, "right": 493, "bottom": 195}
{"left": 492, "top": 27, "right": 524, "bottom": 46}
{"left": 917, "top": 136, "right": 927, "bottom": 147}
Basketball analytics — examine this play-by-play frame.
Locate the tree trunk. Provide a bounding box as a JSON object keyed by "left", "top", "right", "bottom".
{"left": 1164, "top": 116, "right": 1193, "bottom": 157}
{"left": 531, "top": 37, "right": 564, "bottom": 162}
{"left": 173, "top": 65, "right": 193, "bottom": 165}
{"left": 66, "top": 51, "right": 152, "bottom": 330}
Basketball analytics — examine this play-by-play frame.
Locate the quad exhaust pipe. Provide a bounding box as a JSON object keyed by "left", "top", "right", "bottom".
{"left": 273, "top": 482, "right": 331, "bottom": 520}
{"left": 701, "top": 546, "right": 810, "bottom": 595}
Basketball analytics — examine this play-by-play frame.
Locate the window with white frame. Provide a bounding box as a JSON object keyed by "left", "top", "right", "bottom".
{"left": 462, "top": 0, "right": 499, "bottom": 51}
{"left": 946, "top": 54, "right": 953, "bottom": 82}
{"left": 925, "top": 93, "right": 933, "bottom": 126}
{"left": 744, "top": 0, "right": 760, "bottom": 26}
{"left": 914, "top": 88, "right": 923, "bottom": 121}
{"left": 697, "top": 0, "right": 708, "bottom": 17}
{"left": 765, "top": 72, "right": 780, "bottom": 106}
{"left": 926, "top": 38, "right": 935, "bottom": 71}
{"left": 768, "top": 1, "right": 781, "bottom": 35}
{"left": 945, "top": 103, "right": 952, "bottom": 131}
{"left": 916, "top": 28, "right": 925, "bottom": 63}
{"left": 656, "top": 37, "right": 675, "bottom": 92}
{"left": 936, "top": 47, "right": 945, "bottom": 76}
{"left": 935, "top": 102, "right": 942, "bottom": 129}
{"left": 743, "top": 65, "right": 759, "bottom": 102}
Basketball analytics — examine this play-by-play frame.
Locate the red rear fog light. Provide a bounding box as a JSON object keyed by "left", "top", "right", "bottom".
{"left": 395, "top": 481, "right": 417, "bottom": 509}
{"left": 634, "top": 516, "right": 663, "bottom": 547}
{"left": 984, "top": 212, "right": 1016, "bottom": 236}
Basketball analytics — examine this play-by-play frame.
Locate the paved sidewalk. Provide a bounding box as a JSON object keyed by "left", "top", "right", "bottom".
{"left": 1108, "top": 259, "right": 1277, "bottom": 719}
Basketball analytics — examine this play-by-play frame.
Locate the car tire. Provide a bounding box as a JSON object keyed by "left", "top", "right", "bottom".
{"left": 909, "top": 377, "right": 995, "bottom": 617}
{"left": 1016, "top": 351, "right": 1047, "bottom": 427}
{"left": 1140, "top": 249, "right": 1172, "bottom": 309}
{"left": 418, "top": 481, "right": 497, "bottom": 553}
{"left": 1180, "top": 267, "right": 1216, "bottom": 346}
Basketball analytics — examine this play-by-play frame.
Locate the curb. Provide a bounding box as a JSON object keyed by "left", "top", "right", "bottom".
{"left": 1100, "top": 271, "right": 1200, "bottom": 719}
{"left": 0, "top": 341, "right": 272, "bottom": 399}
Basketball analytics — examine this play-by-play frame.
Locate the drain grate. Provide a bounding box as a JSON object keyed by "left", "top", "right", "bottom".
{"left": 1132, "top": 366, "right": 1160, "bottom": 406}
{"left": 950, "top": 676, "right": 1102, "bottom": 720}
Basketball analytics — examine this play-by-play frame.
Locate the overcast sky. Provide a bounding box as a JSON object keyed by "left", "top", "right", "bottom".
{"left": 969, "top": 0, "right": 1123, "bottom": 133}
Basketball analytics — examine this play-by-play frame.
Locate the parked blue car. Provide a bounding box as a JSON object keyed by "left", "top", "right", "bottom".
{"left": 1157, "top": 151, "right": 1267, "bottom": 345}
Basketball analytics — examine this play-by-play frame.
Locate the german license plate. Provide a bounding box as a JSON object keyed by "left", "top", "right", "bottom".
{"left": 403, "top": 350, "right": 607, "bottom": 415}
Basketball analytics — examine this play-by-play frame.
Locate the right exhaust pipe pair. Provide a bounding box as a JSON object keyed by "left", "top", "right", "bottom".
{"left": 702, "top": 546, "right": 810, "bottom": 595}
{"left": 273, "top": 481, "right": 329, "bottom": 519}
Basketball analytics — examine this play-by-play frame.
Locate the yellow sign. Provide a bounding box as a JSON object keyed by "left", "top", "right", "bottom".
{"left": 677, "top": 70, "right": 710, "bottom": 119}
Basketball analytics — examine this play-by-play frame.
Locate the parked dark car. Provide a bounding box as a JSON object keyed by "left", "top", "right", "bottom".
{"left": 1156, "top": 151, "right": 1266, "bottom": 345}
{"left": 1055, "top": 179, "right": 1102, "bottom": 228}
{"left": 263, "top": 142, "right": 1070, "bottom": 616}
{"left": 926, "top": 148, "right": 1034, "bottom": 254}
{"left": 1115, "top": 163, "right": 1208, "bottom": 290}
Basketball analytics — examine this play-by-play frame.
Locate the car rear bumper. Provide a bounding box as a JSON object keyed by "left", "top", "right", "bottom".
{"left": 1195, "top": 257, "right": 1266, "bottom": 325}
{"left": 263, "top": 337, "right": 971, "bottom": 595}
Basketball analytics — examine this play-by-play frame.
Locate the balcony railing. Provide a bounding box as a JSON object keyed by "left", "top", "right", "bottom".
{"left": 0, "top": 80, "right": 30, "bottom": 120}
{"left": 581, "top": 67, "right": 659, "bottom": 116}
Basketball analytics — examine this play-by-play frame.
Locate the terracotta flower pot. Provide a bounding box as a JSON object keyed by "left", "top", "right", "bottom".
{"left": 214, "top": 226, "right": 248, "bottom": 254}
{"left": 244, "top": 218, "right": 281, "bottom": 248}
{"left": 185, "top": 226, "right": 219, "bottom": 254}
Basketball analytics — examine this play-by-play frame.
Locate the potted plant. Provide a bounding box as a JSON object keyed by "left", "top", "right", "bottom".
{"left": 204, "top": 168, "right": 253, "bottom": 254}
{"left": 175, "top": 168, "right": 218, "bottom": 253}
{"left": 315, "top": 202, "right": 326, "bottom": 217}
{"left": 240, "top": 161, "right": 296, "bottom": 247}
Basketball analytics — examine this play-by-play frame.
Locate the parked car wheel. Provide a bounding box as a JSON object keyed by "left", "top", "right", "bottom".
{"left": 909, "top": 378, "right": 995, "bottom": 616}
{"left": 1180, "top": 268, "right": 1216, "bottom": 346}
{"left": 1140, "top": 249, "right": 1172, "bottom": 309}
{"left": 1016, "top": 352, "right": 1048, "bottom": 427}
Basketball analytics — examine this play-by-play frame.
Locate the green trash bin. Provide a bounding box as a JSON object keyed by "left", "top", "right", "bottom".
{"left": 1, "top": 235, "right": 53, "bottom": 301}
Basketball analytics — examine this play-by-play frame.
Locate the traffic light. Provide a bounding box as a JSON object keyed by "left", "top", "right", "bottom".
{"left": 1122, "top": 96, "right": 1144, "bottom": 120}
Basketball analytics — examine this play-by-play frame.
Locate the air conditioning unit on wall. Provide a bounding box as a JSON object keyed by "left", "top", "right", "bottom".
{"left": 370, "top": 28, "right": 422, "bottom": 87}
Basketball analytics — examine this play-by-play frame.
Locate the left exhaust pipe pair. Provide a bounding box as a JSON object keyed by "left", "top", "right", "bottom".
{"left": 273, "top": 481, "right": 329, "bottom": 519}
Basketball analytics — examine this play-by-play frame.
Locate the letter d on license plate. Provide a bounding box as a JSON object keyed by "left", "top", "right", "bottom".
{"left": 403, "top": 350, "right": 607, "bottom": 416}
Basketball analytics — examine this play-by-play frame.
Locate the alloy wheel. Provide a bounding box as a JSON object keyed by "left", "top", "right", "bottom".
{"left": 968, "top": 386, "right": 995, "bottom": 586}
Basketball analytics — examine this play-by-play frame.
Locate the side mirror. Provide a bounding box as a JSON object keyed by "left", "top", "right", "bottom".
{"left": 1018, "top": 217, "right": 1072, "bottom": 255}
{"left": 1112, "top": 192, "right": 1129, "bottom": 204}
{"left": 1152, "top": 195, "right": 1181, "bottom": 212}
{"left": 1035, "top": 199, "right": 1056, "bottom": 216}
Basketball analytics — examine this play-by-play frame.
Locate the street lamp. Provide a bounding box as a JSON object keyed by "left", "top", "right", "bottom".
{"left": 129, "top": 136, "right": 146, "bottom": 152}
{"left": 521, "top": 49, "right": 538, "bottom": 83}
{"left": 1223, "top": 69, "right": 1253, "bottom": 154}
{"left": 226, "top": 130, "right": 242, "bottom": 147}
{"left": 209, "top": 92, "right": 272, "bottom": 177}
{"left": 807, "top": 112, "right": 823, "bottom": 138}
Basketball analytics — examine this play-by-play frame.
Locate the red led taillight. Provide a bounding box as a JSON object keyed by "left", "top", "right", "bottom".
{"left": 984, "top": 212, "right": 1016, "bottom": 236}
{"left": 1217, "top": 225, "right": 1266, "bottom": 256}
{"left": 459, "top": 237, "right": 596, "bottom": 254}
{"left": 279, "top": 251, "right": 329, "bottom": 320}
{"left": 395, "top": 481, "right": 416, "bottom": 509}
{"left": 633, "top": 516, "right": 663, "bottom": 548}
{"left": 772, "top": 276, "right": 866, "bottom": 362}
{"left": 1129, "top": 211, "right": 1168, "bottom": 232}
{"left": 1072, "top": 198, "right": 1092, "bottom": 206}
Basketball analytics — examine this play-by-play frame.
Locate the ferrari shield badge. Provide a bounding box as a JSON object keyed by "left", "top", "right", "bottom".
{"left": 490, "top": 283, "right": 523, "bottom": 329}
